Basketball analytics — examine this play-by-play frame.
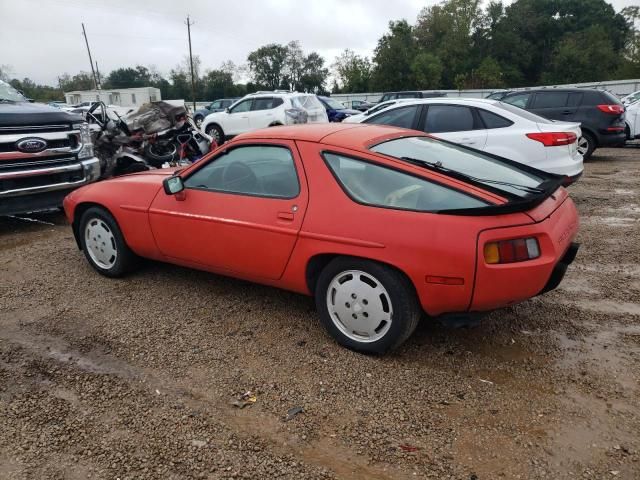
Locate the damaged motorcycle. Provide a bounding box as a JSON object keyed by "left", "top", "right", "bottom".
{"left": 87, "top": 101, "right": 214, "bottom": 178}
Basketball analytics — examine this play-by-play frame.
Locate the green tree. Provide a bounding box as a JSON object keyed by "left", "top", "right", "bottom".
{"left": 415, "top": 0, "right": 482, "bottom": 88}
{"left": 103, "top": 66, "right": 152, "bottom": 89}
{"left": 332, "top": 49, "right": 372, "bottom": 93}
{"left": 58, "top": 72, "right": 95, "bottom": 92}
{"left": 411, "top": 52, "right": 443, "bottom": 89}
{"left": 542, "top": 26, "right": 620, "bottom": 84}
{"left": 475, "top": 56, "right": 505, "bottom": 88}
{"left": 371, "top": 20, "right": 416, "bottom": 91}
{"left": 247, "top": 44, "right": 289, "bottom": 90}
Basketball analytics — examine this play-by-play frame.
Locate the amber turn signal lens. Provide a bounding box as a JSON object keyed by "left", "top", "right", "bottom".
{"left": 484, "top": 243, "right": 501, "bottom": 264}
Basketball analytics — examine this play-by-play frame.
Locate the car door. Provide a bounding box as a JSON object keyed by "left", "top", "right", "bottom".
{"left": 223, "top": 98, "right": 253, "bottom": 135}
{"left": 528, "top": 91, "right": 571, "bottom": 121}
{"left": 248, "top": 97, "right": 283, "bottom": 129}
{"left": 421, "top": 104, "right": 488, "bottom": 149}
{"left": 148, "top": 141, "right": 308, "bottom": 280}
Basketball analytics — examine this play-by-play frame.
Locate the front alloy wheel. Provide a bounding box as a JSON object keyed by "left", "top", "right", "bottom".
{"left": 79, "top": 207, "right": 138, "bottom": 277}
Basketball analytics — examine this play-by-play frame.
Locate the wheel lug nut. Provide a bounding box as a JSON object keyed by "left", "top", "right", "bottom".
{"left": 363, "top": 312, "right": 369, "bottom": 318}
{"left": 352, "top": 314, "right": 357, "bottom": 319}
{"left": 363, "top": 299, "right": 368, "bottom": 305}
{"left": 345, "top": 302, "right": 351, "bottom": 308}
{"left": 351, "top": 293, "right": 357, "bottom": 299}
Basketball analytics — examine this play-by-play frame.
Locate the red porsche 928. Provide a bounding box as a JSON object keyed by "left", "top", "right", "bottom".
{"left": 63, "top": 123, "right": 579, "bottom": 354}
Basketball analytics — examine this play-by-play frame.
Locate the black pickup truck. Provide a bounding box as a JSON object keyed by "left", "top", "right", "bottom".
{"left": 0, "top": 80, "right": 100, "bottom": 216}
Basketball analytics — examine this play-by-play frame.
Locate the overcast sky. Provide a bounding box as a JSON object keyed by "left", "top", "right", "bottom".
{"left": 0, "top": 0, "right": 636, "bottom": 86}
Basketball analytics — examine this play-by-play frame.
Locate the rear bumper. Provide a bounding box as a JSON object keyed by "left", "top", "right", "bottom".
{"left": 538, "top": 242, "right": 580, "bottom": 295}
{"left": 596, "top": 131, "right": 626, "bottom": 147}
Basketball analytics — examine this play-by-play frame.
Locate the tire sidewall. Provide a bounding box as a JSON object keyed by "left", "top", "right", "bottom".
{"left": 79, "top": 207, "right": 131, "bottom": 278}
{"left": 315, "top": 257, "right": 418, "bottom": 354}
{"left": 582, "top": 133, "right": 596, "bottom": 160}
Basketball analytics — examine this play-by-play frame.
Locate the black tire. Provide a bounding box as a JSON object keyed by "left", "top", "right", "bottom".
{"left": 579, "top": 132, "right": 596, "bottom": 160}
{"left": 315, "top": 257, "right": 421, "bottom": 354}
{"left": 78, "top": 207, "right": 138, "bottom": 278}
{"left": 194, "top": 115, "right": 204, "bottom": 129}
{"left": 205, "top": 124, "right": 224, "bottom": 145}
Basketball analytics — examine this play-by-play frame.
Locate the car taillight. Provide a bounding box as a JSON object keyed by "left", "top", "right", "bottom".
{"left": 526, "top": 132, "right": 577, "bottom": 147}
{"left": 597, "top": 104, "right": 624, "bottom": 115}
{"left": 484, "top": 238, "right": 540, "bottom": 264}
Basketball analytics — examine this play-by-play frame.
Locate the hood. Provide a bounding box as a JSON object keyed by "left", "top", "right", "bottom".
{"left": 0, "top": 101, "right": 84, "bottom": 127}
{"left": 341, "top": 108, "right": 362, "bottom": 115}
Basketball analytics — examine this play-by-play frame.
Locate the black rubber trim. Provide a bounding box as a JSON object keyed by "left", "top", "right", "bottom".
{"left": 538, "top": 242, "right": 580, "bottom": 295}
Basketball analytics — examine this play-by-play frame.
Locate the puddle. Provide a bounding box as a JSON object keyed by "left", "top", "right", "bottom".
{"left": 557, "top": 299, "right": 640, "bottom": 316}
{"left": 557, "top": 275, "right": 600, "bottom": 295}
{"left": 582, "top": 216, "right": 639, "bottom": 227}
{"left": 574, "top": 263, "right": 640, "bottom": 277}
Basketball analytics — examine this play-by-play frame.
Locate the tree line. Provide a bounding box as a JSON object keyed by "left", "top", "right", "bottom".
{"left": 1, "top": 0, "right": 639, "bottom": 103}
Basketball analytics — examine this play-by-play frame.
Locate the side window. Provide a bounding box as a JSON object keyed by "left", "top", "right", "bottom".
{"left": 184, "top": 145, "right": 300, "bottom": 199}
{"left": 323, "top": 153, "right": 488, "bottom": 212}
{"left": 503, "top": 93, "right": 531, "bottom": 108}
{"left": 567, "top": 93, "right": 583, "bottom": 107}
{"left": 477, "top": 109, "right": 514, "bottom": 129}
{"left": 229, "top": 99, "right": 252, "bottom": 113}
{"left": 397, "top": 92, "right": 419, "bottom": 99}
{"left": 531, "top": 92, "right": 569, "bottom": 109}
{"left": 252, "top": 97, "right": 283, "bottom": 111}
{"left": 211, "top": 101, "right": 222, "bottom": 109}
{"left": 425, "top": 105, "right": 476, "bottom": 133}
{"left": 365, "top": 105, "right": 419, "bottom": 129}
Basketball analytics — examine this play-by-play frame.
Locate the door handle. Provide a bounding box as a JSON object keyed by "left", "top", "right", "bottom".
{"left": 277, "top": 212, "right": 294, "bottom": 221}
{"left": 562, "top": 110, "right": 572, "bottom": 115}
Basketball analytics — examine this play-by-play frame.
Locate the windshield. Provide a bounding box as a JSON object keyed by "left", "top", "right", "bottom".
{"left": 371, "top": 136, "right": 547, "bottom": 198}
{"left": 366, "top": 101, "right": 395, "bottom": 115}
{"left": 322, "top": 97, "right": 346, "bottom": 110}
{"left": 0, "top": 80, "right": 27, "bottom": 102}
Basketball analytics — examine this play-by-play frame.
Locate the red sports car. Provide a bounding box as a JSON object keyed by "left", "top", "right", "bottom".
{"left": 63, "top": 124, "right": 579, "bottom": 354}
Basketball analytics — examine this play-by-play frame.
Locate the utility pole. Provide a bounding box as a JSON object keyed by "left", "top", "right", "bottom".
{"left": 185, "top": 15, "right": 196, "bottom": 112}
{"left": 95, "top": 62, "right": 101, "bottom": 88}
{"left": 82, "top": 23, "right": 99, "bottom": 90}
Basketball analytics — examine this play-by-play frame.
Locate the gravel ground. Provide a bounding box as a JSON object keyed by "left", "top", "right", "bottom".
{"left": 1, "top": 145, "right": 639, "bottom": 479}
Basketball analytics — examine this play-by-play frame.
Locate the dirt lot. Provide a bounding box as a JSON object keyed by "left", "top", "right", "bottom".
{"left": 1, "top": 146, "right": 639, "bottom": 480}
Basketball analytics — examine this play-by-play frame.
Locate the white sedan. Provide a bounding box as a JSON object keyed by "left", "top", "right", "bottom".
{"left": 349, "top": 98, "right": 584, "bottom": 181}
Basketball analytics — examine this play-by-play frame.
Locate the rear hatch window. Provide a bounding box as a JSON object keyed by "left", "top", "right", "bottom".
{"left": 371, "top": 136, "right": 563, "bottom": 212}
{"left": 601, "top": 91, "right": 623, "bottom": 106}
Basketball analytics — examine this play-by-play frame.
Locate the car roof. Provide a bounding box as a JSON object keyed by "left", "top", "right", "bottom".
{"left": 232, "top": 123, "right": 424, "bottom": 149}
{"left": 372, "top": 97, "right": 501, "bottom": 108}
{"left": 502, "top": 88, "right": 606, "bottom": 95}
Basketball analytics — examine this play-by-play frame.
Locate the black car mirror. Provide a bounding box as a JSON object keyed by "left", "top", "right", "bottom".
{"left": 163, "top": 176, "right": 184, "bottom": 195}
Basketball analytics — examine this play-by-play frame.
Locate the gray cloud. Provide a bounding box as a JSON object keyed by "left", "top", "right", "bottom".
{"left": 0, "top": 0, "right": 635, "bottom": 86}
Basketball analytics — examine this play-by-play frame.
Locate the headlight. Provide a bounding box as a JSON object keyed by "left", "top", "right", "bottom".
{"left": 73, "top": 122, "right": 94, "bottom": 159}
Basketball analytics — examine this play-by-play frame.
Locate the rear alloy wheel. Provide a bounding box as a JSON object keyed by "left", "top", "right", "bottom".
{"left": 194, "top": 115, "right": 204, "bottom": 129}
{"left": 577, "top": 133, "right": 596, "bottom": 160}
{"left": 205, "top": 124, "right": 224, "bottom": 145}
{"left": 315, "top": 257, "right": 420, "bottom": 354}
{"left": 79, "top": 207, "right": 138, "bottom": 278}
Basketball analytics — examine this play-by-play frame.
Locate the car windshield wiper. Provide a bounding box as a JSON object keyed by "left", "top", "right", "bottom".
{"left": 401, "top": 157, "right": 546, "bottom": 195}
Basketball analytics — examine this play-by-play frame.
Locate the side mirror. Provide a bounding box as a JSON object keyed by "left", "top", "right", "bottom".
{"left": 163, "top": 176, "right": 184, "bottom": 195}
